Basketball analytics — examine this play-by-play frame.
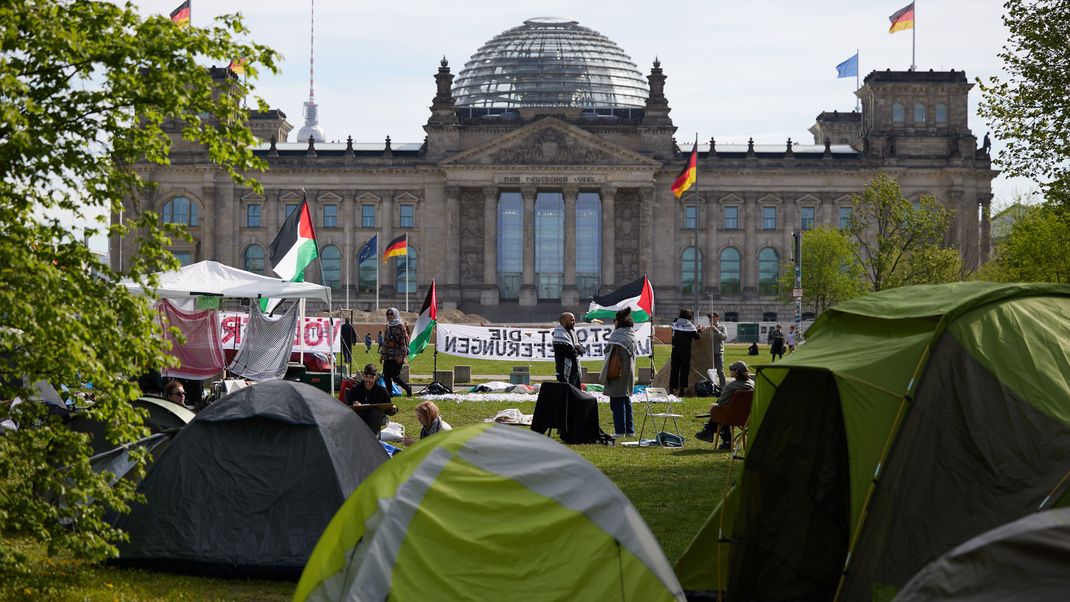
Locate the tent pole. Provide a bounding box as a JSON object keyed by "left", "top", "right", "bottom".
{"left": 299, "top": 298, "right": 306, "bottom": 368}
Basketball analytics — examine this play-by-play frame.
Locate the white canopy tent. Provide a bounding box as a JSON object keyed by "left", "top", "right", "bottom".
{"left": 122, "top": 261, "right": 335, "bottom": 393}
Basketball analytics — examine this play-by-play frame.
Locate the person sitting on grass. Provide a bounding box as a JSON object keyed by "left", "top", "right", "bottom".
{"left": 344, "top": 364, "right": 398, "bottom": 437}
{"left": 695, "top": 360, "right": 754, "bottom": 450}
{"left": 402, "top": 400, "right": 451, "bottom": 445}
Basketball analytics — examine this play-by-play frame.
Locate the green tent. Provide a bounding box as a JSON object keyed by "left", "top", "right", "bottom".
{"left": 295, "top": 423, "right": 685, "bottom": 601}
{"left": 674, "top": 282, "right": 1070, "bottom": 601}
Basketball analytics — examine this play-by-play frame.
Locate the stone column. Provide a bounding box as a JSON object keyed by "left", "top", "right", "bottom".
{"left": 381, "top": 191, "right": 395, "bottom": 295}
{"left": 561, "top": 185, "right": 579, "bottom": 305}
{"left": 200, "top": 185, "right": 215, "bottom": 262}
{"left": 481, "top": 186, "right": 499, "bottom": 305}
{"left": 445, "top": 185, "right": 461, "bottom": 299}
{"left": 639, "top": 185, "right": 656, "bottom": 277}
{"left": 343, "top": 191, "right": 354, "bottom": 304}
{"left": 743, "top": 193, "right": 758, "bottom": 299}
{"left": 698, "top": 193, "right": 709, "bottom": 295}
{"left": 978, "top": 193, "right": 993, "bottom": 265}
{"left": 600, "top": 185, "right": 617, "bottom": 292}
{"left": 520, "top": 186, "right": 537, "bottom": 305}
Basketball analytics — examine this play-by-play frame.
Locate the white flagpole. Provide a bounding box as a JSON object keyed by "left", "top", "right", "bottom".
{"left": 375, "top": 237, "right": 380, "bottom": 311}
{"left": 856, "top": 49, "right": 861, "bottom": 112}
{"left": 345, "top": 244, "right": 350, "bottom": 311}
{"left": 912, "top": 2, "right": 916, "bottom": 70}
{"left": 404, "top": 234, "right": 410, "bottom": 313}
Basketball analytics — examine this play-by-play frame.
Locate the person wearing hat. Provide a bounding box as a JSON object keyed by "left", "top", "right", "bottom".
{"left": 345, "top": 364, "right": 398, "bottom": 437}
{"left": 695, "top": 360, "right": 754, "bottom": 449}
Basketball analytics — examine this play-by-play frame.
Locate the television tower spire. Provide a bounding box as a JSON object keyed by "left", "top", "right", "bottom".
{"left": 297, "top": 0, "right": 326, "bottom": 143}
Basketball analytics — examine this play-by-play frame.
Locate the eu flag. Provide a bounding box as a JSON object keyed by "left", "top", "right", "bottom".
{"left": 836, "top": 53, "right": 859, "bottom": 78}
{"left": 357, "top": 234, "right": 378, "bottom": 264}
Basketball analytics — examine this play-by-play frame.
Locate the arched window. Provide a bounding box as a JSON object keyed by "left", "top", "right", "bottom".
{"left": 535, "top": 192, "right": 564, "bottom": 299}
{"left": 396, "top": 247, "right": 417, "bottom": 293}
{"left": 914, "top": 101, "right": 926, "bottom": 124}
{"left": 681, "top": 247, "right": 703, "bottom": 294}
{"left": 719, "top": 248, "right": 741, "bottom": 295}
{"left": 320, "top": 245, "right": 341, "bottom": 289}
{"left": 162, "top": 196, "right": 199, "bottom": 226}
{"left": 724, "top": 311, "right": 738, "bottom": 322}
{"left": 243, "top": 245, "right": 265, "bottom": 274}
{"left": 758, "top": 248, "right": 779, "bottom": 296}
{"left": 935, "top": 102, "right": 948, "bottom": 124}
{"left": 575, "top": 192, "right": 601, "bottom": 298}
{"left": 497, "top": 192, "right": 522, "bottom": 299}
{"left": 892, "top": 102, "right": 905, "bottom": 124}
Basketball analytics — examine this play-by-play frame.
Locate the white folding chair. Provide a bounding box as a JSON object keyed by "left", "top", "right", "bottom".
{"left": 636, "top": 387, "right": 683, "bottom": 446}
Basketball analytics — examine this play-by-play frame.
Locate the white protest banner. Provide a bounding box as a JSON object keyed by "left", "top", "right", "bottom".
{"left": 218, "top": 311, "right": 340, "bottom": 354}
{"left": 436, "top": 322, "right": 652, "bottom": 362}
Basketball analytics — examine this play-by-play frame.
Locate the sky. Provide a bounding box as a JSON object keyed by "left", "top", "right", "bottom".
{"left": 103, "top": 0, "right": 1030, "bottom": 253}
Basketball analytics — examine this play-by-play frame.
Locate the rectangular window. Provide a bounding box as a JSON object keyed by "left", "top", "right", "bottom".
{"left": 684, "top": 206, "right": 697, "bottom": 230}
{"left": 723, "top": 206, "right": 738, "bottom": 230}
{"left": 246, "top": 204, "right": 261, "bottom": 228}
{"left": 284, "top": 203, "right": 298, "bottom": 221}
{"left": 801, "top": 207, "right": 815, "bottom": 230}
{"left": 361, "top": 204, "right": 376, "bottom": 228}
{"left": 839, "top": 207, "right": 853, "bottom": 229}
{"left": 762, "top": 206, "right": 777, "bottom": 230}
{"left": 323, "top": 204, "right": 337, "bottom": 228}
{"left": 399, "top": 204, "right": 415, "bottom": 229}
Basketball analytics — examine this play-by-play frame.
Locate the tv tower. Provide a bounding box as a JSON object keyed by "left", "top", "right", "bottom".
{"left": 296, "top": 0, "right": 326, "bottom": 143}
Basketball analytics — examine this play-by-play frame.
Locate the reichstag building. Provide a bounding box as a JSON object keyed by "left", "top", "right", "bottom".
{"left": 115, "top": 17, "right": 996, "bottom": 322}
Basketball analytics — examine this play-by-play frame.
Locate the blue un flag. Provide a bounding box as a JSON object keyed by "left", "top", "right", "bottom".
{"left": 836, "top": 52, "right": 859, "bottom": 78}
{"left": 357, "top": 234, "right": 378, "bottom": 264}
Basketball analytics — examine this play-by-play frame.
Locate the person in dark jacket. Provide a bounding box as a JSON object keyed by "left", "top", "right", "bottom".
{"left": 669, "top": 309, "right": 703, "bottom": 396}
{"left": 340, "top": 318, "right": 357, "bottom": 366}
{"left": 344, "top": 364, "right": 397, "bottom": 437}
{"left": 695, "top": 361, "right": 755, "bottom": 449}
{"left": 552, "top": 312, "right": 583, "bottom": 387}
{"left": 364, "top": 332, "right": 373, "bottom": 353}
{"left": 380, "top": 308, "right": 412, "bottom": 397}
{"left": 770, "top": 323, "right": 786, "bottom": 362}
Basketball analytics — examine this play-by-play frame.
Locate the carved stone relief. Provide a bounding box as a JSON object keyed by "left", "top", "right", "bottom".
{"left": 490, "top": 127, "right": 617, "bottom": 165}
{"left": 459, "top": 188, "right": 484, "bottom": 285}
{"left": 614, "top": 189, "right": 641, "bottom": 281}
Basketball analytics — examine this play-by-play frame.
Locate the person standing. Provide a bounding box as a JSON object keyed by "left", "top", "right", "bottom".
{"left": 669, "top": 309, "right": 702, "bottom": 396}
{"left": 600, "top": 307, "right": 637, "bottom": 437}
{"left": 695, "top": 361, "right": 755, "bottom": 450}
{"left": 377, "top": 330, "right": 384, "bottom": 352}
{"left": 380, "top": 308, "right": 413, "bottom": 397}
{"left": 707, "top": 312, "right": 728, "bottom": 391}
{"left": 552, "top": 312, "right": 583, "bottom": 387}
{"left": 340, "top": 318, "right": 357, "bottom": 367}
{"left": 787, "top": 324, "right": 797, "bottom": 353}
{"left": 364, "top": 332, "right": 373, "bottom": 353}
{"left": 770, "top": 324, "right": 786, "bottom": 362}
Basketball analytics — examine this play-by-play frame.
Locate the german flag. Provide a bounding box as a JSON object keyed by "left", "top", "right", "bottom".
{"left": 228, "top": 57, "right": 249, "bottom": 76}
{"left": 170, "top": 1, "right": 191, "bottom": 29}
{"left": 383, "top": 234, "right": 408, "bottom": 262}
{"left": 888, "top": 2, "right": 914, "bottom": 34}
{"left": 670, "top": 143, "right": 697, "bottom": 199}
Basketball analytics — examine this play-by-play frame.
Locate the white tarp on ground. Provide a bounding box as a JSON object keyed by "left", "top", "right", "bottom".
{"left": 437, "top": 322, "right": 653, "bottom": 362}
{"left": 121, "top": 260, "right": 330, "bottom": 303}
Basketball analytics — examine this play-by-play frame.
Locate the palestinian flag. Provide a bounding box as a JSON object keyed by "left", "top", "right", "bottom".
{"left": 170, "top": 0, "right": 191, "bottom": 29}
{"left": 384, "top": 234, "right": 408, "bottom": 262}
{"left": 888, "top": 2, "right": 914, "bottom": 33}
{"left": 584, "top": 276, "right": 654, "bottom": 323}
{"left": 408, "top": 280, "right": 437, "bottom": 360}
{"left": 671, "top": 142, "right": 697, "bottom": 199}
{"left": 268, "top": 200, "right": 318, "bottom": 282}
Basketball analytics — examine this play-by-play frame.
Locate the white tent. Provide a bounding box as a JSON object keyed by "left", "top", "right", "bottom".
{"left": 121, "top": 260, "right": 330, "bottom": 303}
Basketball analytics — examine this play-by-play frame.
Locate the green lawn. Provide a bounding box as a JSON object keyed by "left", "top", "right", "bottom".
{"left": 1, "top": 343, "right": 769, "bottom": 601}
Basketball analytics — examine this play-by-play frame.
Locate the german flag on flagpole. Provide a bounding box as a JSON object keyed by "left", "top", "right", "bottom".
{"left": 228, "top": 57, "right": 249, "bottom": 76}
{"left": 170, "top": 0, "right": 191, "bottom": 29}
{"left": 888, "top": 2, "right": 914, "bottom": 33}
{"left": 383, "top": 234, "right": 408, "bottom": 262}
{"left": 671, "top": 141, "right": 698, "bottom": 199}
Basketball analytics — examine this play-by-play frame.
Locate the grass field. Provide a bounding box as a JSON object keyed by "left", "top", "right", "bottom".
{"left": 1, "top": 343, "right": 770, "bottom": 601}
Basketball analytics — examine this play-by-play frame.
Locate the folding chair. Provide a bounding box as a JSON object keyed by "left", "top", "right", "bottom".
{"left": 636, "top": 387, "right": 683, "bottom": 446}
{"left": 708, "top": 389, "right": 753, "bottom": 458}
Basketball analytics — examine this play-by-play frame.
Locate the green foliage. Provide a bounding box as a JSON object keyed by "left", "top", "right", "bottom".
{"left": 777, "top": 226, "right": 866, "bottom": 314}
{"left": 0, "top": 0, "right": 277, "bottom": 567}
{"left": 976, "top": 204, "right": 1070, "bottom": 283}
{"left": 845, "top": 174, "right": 958, "bottom": 291}
{"left": 979, "top": 0, "right": 1070, "bottom": 208}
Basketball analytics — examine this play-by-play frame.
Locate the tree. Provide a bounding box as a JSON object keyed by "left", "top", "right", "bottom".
{"left": 979, "top": 0, "right": 1070, "bottom": 208}
{"left": 0, "top": 1, "right": 277, "bottom": 566}
{"left": 778, "top": 226, "right": 866, "bottom": 315}
{"left": 976, "top": 204, "right": 1070, "bottom": 283}
{"left": 845, "top": 174, "right": 958, "bottom": 291}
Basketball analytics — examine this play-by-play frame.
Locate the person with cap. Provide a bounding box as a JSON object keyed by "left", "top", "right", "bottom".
{"left": 552, "top": 312, "right": 583, "bottom": 387}
{"left": 380, "top": 308, "right": 413, "bottom": 397}
{"left": 707, "top": 312, "right": 728, "bottom": 391}
{"left": 344, "top": 364, "right": 398, "bottom": 437}
{"left": 600, "top": 307, "right": 638, "bottom": 437}
{"left": 695, "top": 360, "right": 754, "bottom": 450}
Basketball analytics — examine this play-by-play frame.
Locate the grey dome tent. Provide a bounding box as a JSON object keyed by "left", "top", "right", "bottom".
{"left": 70, "top": 396, "right": 195, "bottom": 455}
{"left": 114, "top": 380, "right": 388, "bottom": 578}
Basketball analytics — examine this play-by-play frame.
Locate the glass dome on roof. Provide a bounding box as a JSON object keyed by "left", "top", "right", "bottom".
{"left": 452, "top": 17, "right": 649, "bottom": 109}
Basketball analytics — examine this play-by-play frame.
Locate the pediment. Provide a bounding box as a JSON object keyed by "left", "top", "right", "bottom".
{"left": 441, "top": 118, "right": 660, "bottom": 168}
{"left": 279, "top": 190, "right": 304, "bottom": 202}
{"left": 240, "top": 191, "right": 265, "bottom": 203}
{"left": 317, "top": 191, "right": 344, "bottom": 202}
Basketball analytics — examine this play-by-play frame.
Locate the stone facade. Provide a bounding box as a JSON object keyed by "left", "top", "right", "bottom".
{"left": 114, "top": 64, "right": 996, "bottom": 323}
